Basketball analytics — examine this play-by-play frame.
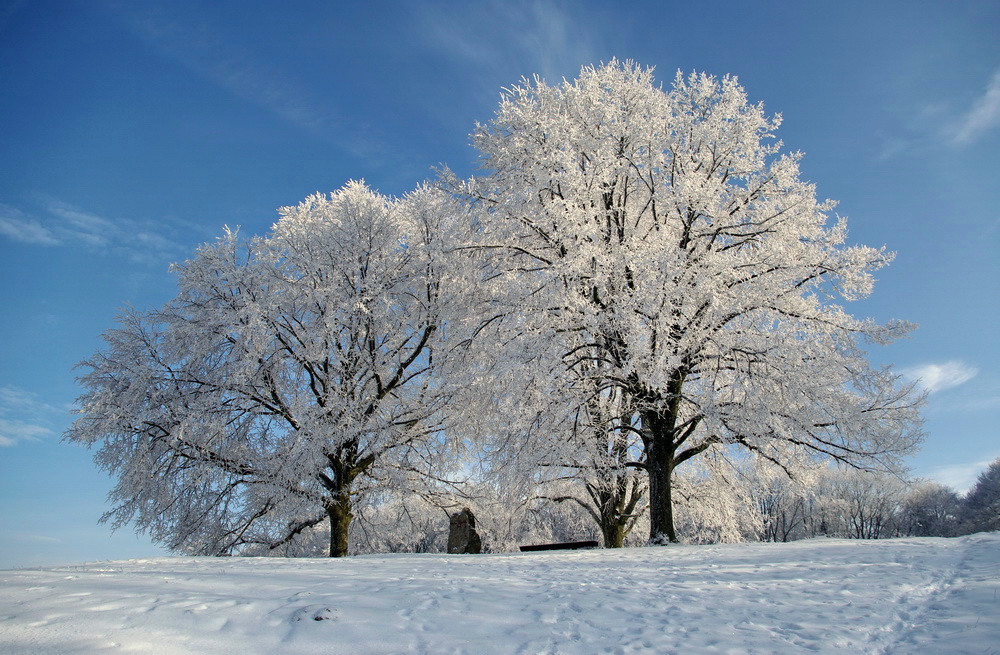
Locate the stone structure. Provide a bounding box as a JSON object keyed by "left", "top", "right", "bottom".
{"left": 447, "top": 507, "right": 482, "bottom": 554}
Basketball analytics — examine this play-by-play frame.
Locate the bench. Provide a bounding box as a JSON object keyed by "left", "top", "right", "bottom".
{"left": 519, "top": 540, "right": 599, "bottom": 552}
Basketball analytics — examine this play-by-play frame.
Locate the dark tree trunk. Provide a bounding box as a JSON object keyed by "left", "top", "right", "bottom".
{"left": 320, "top": 442, "right": 374, "bottom": 558}
{"left": 645, "top": 434, "right": 677, "bottom": 543}
{"left": 590, "top": 482, "right": 626, "bottom": 548}
{"left": 326, "top": 494, "right": 352, "bottom": 558}
{"left": 636, "top": 366, "right": 692, "bottom": 545}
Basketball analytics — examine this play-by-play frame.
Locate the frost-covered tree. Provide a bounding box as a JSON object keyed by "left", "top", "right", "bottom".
{"left": 67, "top": 182, "right": 466, "bottom": 557}
{"left": 824, "top": 468, "right": 906, "bottom": 539}
{"left": 567, "top": 398, "right": 647, "bottom": 548}
{"left": 962, "top": 458, "right": 1000, "bottom": 534}
{"left": 671, "top": 450, "right": 762, "bottom": 544}
{"left": 515, "top": 371, "right": 647, "bottom": 548}
{"left": 465, "top": 335, "right": 647, "bottom": 548}
{"left": 352, "top": 492, "right": 452, "bottom": 555}
{"left": 748, "top": 453, "right": 823, "bottom": 542}
{"left": 467, "top": 60, "right": 924, "bottom": 543}
{"left": 899, "top": 480, "right": 962, "bottom": 537}
{"left": 539, "top": 413, "right": 648, "bottom": 548}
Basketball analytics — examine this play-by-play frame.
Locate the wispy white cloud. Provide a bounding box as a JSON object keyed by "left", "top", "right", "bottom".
{"left": 901, "top": 360, "right": 979, "bottom": 394}
{"left": 0, "top": 197, "right": 189, "bottom": 265}
{"left": 40, "top": 198, "right": 118, "bottom": 248}
{"left": 13, "top": 533, "right": 62, "bottom": 544}
{"left": 926, "top": 455, "right": 1000, "bottom": 494}
{"left": 0, "top": 419, "right": 53, "bottom": 446}
{"left": 44, "top": 200, "right": 117, "bottom": 248}
{"left": 413, "top": 0, "right": 606, "bottom": 99}
{"left": 0, "top": 386, "right": 59, "bottom": 412}
{"left": 949, "top": 68, "right": 1000, "bottom": 146}
{"left": 0, "top": 204, "right": 59, "bottom": 245}
{"left": 0, "top": 386, "right": 62, "bottom": 447}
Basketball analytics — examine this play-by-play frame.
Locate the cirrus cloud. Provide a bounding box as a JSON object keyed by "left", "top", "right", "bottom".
{"left": 0, "top": 204, "right": 59, "bottom": 245}
{"left": 949, "top": 68, "right": 1000, "bottom": 146}
{"left": 926, "top": 455, "right": 1000, "bottom": 494}
{"left": 901, "top": 360, "right": 979, "bottom": 394}
{"left": 0, "top": 197, "right": 191, "bottom": 266}
{"left": 0, "top": 386, "right": 62, "bottom": 447}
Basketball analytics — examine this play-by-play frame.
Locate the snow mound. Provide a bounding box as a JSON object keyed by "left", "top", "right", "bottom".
{"left": 2, "top": 534, "right": 997, "bottom": 654}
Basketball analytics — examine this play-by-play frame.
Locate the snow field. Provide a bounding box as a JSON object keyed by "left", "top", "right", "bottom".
{"left": 1, "top": 533, "right": 997, "bottom": 654}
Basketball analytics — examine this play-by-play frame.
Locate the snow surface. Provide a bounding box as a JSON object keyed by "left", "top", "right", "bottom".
{"left": 1, "top": 534, "right": 997, "bottom": 654}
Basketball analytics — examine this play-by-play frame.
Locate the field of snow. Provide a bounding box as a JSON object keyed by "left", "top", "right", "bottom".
{"left": 1, "top": 533, "right": 997, "bottom": 654}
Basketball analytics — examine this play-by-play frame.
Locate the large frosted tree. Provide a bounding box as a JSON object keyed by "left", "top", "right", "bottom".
{"left": 468, "top": 61, "right": 924, "bottom": 543}
{"left": 67, "top": 182, "right": 465, "bottom": 557}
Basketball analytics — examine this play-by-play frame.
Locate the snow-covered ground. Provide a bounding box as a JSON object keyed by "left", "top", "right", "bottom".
{"left": 1, "top": 533, "right": 997, "bottom": 654}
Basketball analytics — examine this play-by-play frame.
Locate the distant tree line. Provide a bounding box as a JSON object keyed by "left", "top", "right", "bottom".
{"left": 751, "top": 458, "right": 1000, "bottom": 542}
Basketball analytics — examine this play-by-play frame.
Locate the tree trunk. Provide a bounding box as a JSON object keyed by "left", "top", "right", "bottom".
{"left": 590, "top": 472, "right": 644, "bottom": 548}
{"left": 601, "top": 517, "right": 627, "bottom": 548}
{"left": 321, "top": 444, "right": 374, "bottom": 558}
{"left": 326, "top": 494, "right": 353, "bottom": 558}
{"left": 648, "top": 456, "right": 677, "bottom": 543}
{"left": 638, "top": 367, "right": 688, "bottom": 545}
{"left": 643, "top": 407, "right": 678, "bottom": 544}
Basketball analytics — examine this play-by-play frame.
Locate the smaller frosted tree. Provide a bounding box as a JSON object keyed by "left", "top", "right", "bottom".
{"left": 671, "top": 451, "right": 763, "bottom": 544}
{"left": 538, "top": 399, "right": 648, "bottom": 548}
{"left": 748, "top": 452, "right": 824, "bottom": 542}
{"left": 67, "top": 182, "right": 466, "bottom": 557}
{"left": 461, "top": 333, "right": 647, "bottom": 549}
{"left": 827, "top": 468, "right": 907, "bottom": 539}
{"left": 900, "top": 481, "right": 962, "bottom": 537}
{"left": 570, "top": 400, "right": 647, "bottom": 548}
{"left": 962, "top": 458, "right": 1000, "bottom": 533}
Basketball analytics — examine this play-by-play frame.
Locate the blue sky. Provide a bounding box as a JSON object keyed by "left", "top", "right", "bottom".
{"left": 1, "top": 0, "right": 997, "bottom": 568}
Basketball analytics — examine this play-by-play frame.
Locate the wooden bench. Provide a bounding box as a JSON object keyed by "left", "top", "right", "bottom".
{"left": 519, "top": 540, "right": 599, "bottom": 552}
